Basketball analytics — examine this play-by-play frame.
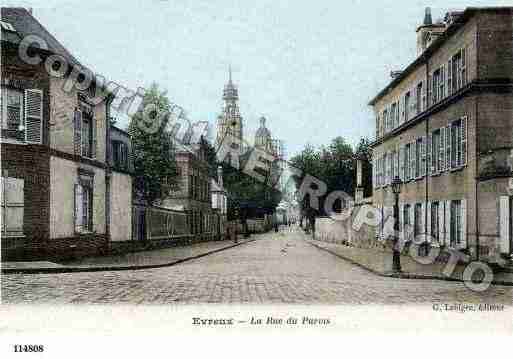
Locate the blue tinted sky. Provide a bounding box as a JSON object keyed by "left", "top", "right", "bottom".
{"left": 5, "top": 0, "right": 510, "bottom": 156}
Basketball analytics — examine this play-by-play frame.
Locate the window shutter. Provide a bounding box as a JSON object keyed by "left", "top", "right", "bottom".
{"left": 421, "top": 136, "right": 427, "bottom": 177}
{"left": 74, "top": 109, "right": 82, "bottom": 156}
{"left": 422, "top": 79, "right": 427, "bottom": 110}
{"left": 399, "top": 145, "right": 405, "bottom": 181}
{"left": 408, "top": 142, "right": 415, "bottom": 179}
{"left": 395, "top": 146, "right": 399, "bottom": 180}
{"left": 377, "top": 206, "right": 382, "bottom": 240}
{"left": 372, "top": 155, "right": 376, "bottom": 189}
{"left": 460, "top": 199, "right": 467, "bottom": 249}
{"left": 499, "top": 196, "right": 510, "bottom": 254}
{"left": 409, "top": 205, "right": 415, "bottom": 239}
{"left": 426, "top": 201, "right": 431, "bottom": 241}
{"left": 461, "top": 116, "right": 467, "bottom": 166}
{"left": 448, "top": 58, "right": 453, "bottom": 95}
{"left": 399, "top": 203, "right": 404, "bottom": 239}
{"left": 388, "top": 152, "right": 392, "bottom": 184}
{"left": 439, "top": 202, "right": 445, "bottom": 245}
{"left": 74, "top": 184, "right": 83, "bottom": 233}
{"left": 426, "top": 134, "right": 432, "bottom": 175}
{"left": 91, "top": 115, "right": 97, "bottom": 158}
{"left": 446, "top": 125, "right": 452, "bottom": 170}
{"left": 420, "top": 202, "right": 425, "bottom": 236}
{"left": 439, "top": 127, "right": 445, "bottom": 171}
{"left": 439, "top": 64, "right": 447, "bottom": 100}
{"left": 445, "top": 200, "right": 452, "bottom": 246}
{"left": 410, "top": 87, "right": 416, "bottom": 117}
{"left": 24, "top": 89, "right": 43, "bottom": 144}
{"left": 461, "top": 47, "right": 467, "bottom": 86}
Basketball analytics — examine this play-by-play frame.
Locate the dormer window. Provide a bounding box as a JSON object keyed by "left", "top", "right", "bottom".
{"left": 0, "top": 21, "right": 16, "bottom": 32}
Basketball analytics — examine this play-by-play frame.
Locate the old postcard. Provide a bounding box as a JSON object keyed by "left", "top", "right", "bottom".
{"left": 0, "top": 1, "right": 512, "bottom": 356}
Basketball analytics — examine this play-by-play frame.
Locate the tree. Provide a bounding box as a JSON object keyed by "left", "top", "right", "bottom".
{"left": 128, "top": 83, "right": 178, "bottom": 204}
{"left": 289, "top": 136, "right": 373, "bottom": 216}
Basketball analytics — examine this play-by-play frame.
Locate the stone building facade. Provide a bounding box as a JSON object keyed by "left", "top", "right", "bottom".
{"left": 370, "top": 7, "right": 513, "bottom": 263}
{"left": 1, "top": 8, "right": 114, "bottom": 260}
{"left": 163, "top": 140, "right": 219, "bottom": 240}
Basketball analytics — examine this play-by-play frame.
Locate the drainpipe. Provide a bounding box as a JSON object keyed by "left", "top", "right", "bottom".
{"left": 475, "top": 20, "right": 480, "bottom": 261}
{"left": 105, "top": 95, "right": 113, "bottom": 244}
{"left": 425, "top": 54, "right": 430, "bottom": 246}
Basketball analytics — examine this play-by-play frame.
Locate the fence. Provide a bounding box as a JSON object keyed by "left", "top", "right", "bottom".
{"left": 147, "top": 206, "right": 190, "bottom": 240}
{"left": 132, "top": 205, "right": 227, "bottom": 243}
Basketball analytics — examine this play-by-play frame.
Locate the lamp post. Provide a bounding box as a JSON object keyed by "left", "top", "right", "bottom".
{"left": 391, "top": 176, "right": 403, "bottom": 273}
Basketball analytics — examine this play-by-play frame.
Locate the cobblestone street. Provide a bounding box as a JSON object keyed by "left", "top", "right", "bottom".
{"left": 2, "top": 228, "right": 512, "bottom": 305}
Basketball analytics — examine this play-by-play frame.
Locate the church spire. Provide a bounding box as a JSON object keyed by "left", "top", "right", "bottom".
{"left": 229, "top": 65, "right": 232, "bottom": 84}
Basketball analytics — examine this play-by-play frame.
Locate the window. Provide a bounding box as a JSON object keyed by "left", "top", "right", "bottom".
{"left": 74, "top": 99, "right": 96, "bottom": 158}
{"left": 431, "top": 201, "right": 439, "bottom": 242}
{"left": 451, "top": 49, "right": 467, "bottom": 93}
{"left": 432, "top": 66, "right": 445, "bottom": 104}
{"left": 1, "top": 88, "right": 23, "bottom": 131}
{"left": 1, "top": 88, "right": 43, "bottom": 143}
{"left": 74, "top": 174, "right": 93, "bottom": 233}
{"left": 80, "top": 102, "right": 94, "bottom": 158}
{"left": 376, "top": 114, "right": 381, "bottom": 138}
{"left": 390, "top": 103, "right": 397, "bottom": 129}
{"left": 439, "top": 66, "right": 445, "bottom": 100}
{"left": 450, "top": 200, "right": 462, "bottom": 246}
{"left": 432, "top": 68, "right": 441, "bottom": 104}
{"left": 383, "top": 109, "right": 388, "bottom": 133}
{"left": 1, "top": 177, "right": 24, "bottom": 237}
{"left": 416, "top": 82, "right": 423, "bottom": 113}
{"left": 431, "top": 129, "right": 441, "bottom": 173}
{"left": 404, "top": 143, "right": 410, "bottom": 180}
{"left": 112, "top": 140, "right": 128, "bottom": 170}
{"left": 404, "top": 92, "right": 410, "bottom": 120}
{"left": 414, "top": 203, "right": 422, "bottom": 238}
{"left": 392, "top": 102, "right": 399, "bottom": 128}
{"left": 391, "top": 150, "right": 396, "bottom": 180}
{"left": 449, "top": 118, "right": 466, "bottom": 168}
{"left": 415, "top": 138, "right": 422, "bottom": 178}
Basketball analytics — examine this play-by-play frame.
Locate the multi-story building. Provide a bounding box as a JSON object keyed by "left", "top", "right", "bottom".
{"left": 370, "top": 7, "right": 513, "bottom": 263}
{"left": 211, "top": 165, "right": 227, "bottom": 216}
{"left": 1, "top": 8, "right": 114, "bottom": 260}
{"left": 163, "top": 139, "right": 219, "bottom": 240}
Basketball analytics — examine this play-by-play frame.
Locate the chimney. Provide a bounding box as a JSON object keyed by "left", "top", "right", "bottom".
{"left": 416, "top": 7, "right": 446, "bottom": 56}
{"left": 217, "top": 165, "right": 223, "bottom": 188}
{"left": 423, "top": 7, "right": 432, "bottom": 25}
{"left": 390, "top": 71, "right": 403, "bottom": 79}
{"left": 27, "top": 7, "right": 33, "bottom": 15}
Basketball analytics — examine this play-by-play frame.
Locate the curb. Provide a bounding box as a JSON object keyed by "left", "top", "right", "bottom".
{"left": 2, "top": 239, "right": 257, "bottom": 275}
{"left": 307, "top": 240, "right": 513, "bottom": 287}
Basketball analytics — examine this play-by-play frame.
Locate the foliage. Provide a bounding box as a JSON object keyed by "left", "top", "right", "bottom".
{"left": 289, "top": 136, "right": 372, "bottom": 215}
{"left": 128, "top": 83, "right": 179, "bottom": 204}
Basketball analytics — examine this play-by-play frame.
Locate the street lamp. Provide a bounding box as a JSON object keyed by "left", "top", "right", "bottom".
{"left": 391, "top": 176, "right": 402, "bottom": 273}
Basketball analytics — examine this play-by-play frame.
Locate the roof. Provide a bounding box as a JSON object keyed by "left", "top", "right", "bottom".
{"left": 255, "top": 126, "right": 271, "bottom": 138}
{"left": 368, "top": 6, "right": 513, "bottom": 106}
{"left": 1, "top": 7, "right": 86, "bottom": 71}
{"left": 111, "top": 124, "right": 130, "bottom": 137}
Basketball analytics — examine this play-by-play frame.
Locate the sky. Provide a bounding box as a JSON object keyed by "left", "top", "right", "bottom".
{"left": 4, "top": 0, "right": 511, "bottom": 157}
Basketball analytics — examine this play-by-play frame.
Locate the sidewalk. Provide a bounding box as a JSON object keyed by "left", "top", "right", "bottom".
{"left": 307, "top": 237, "right": 513, "bottom": 286}
{"left": 2, "top": 236, "right": 256, "bottom": 274}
